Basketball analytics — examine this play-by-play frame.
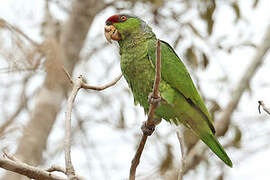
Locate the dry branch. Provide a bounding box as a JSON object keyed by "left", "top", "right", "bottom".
{"left": 0, "top": 74, "right": 31, "bottom": 136}
{"left": 176, "top": 131, "right": 185, "bottom": 180}
{"left": 64, "top": 72, "right": 122, "bottom": 178}
{"left": 129, "top": 40, "right": 162, "bottom": 180}
{"left": 46, "top": 165, "right": 66, "bottom": 174}
{"left": 0, "top": 156, "right": 66, "bottom": 180}
{"left": 0, "top": 18, "right": 40, "bottom": 48}
{"left": 81, "top": 74, "right": 122, "bottom": 90}
{"left": 0, "top": 72, "right": 121, "bottom": 179}
{"left": 65, "top": 76, "right": 83, "bottom": 178}
{"left": 0, "top": 97, "right": 26, "bottom": 136}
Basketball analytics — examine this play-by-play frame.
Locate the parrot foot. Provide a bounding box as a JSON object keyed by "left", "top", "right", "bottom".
{"left": 141, "top": 121, "right": 155, "bottom": 136}
{"left": 148, "top": 92, "right": 162, "bottom": 106}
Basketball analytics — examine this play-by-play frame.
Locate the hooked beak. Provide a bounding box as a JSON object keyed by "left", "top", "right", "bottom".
{"left": 104, "top": 25, "right": 121, "bottom": 43}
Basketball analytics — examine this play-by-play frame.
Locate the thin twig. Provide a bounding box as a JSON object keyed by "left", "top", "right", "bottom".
{"left": 0, "top": 95, "right": 26, "bottom": 135}
{"left": 129, "top": 40, "right": 162, "bottom": 180}
{"left": 258, "top": 101, "right": 270, "bottom": 115}
{"left": 81, "top": 74, "right": 122, "bottom": 90}
{"left": 0, "top": 74, "right": 31, "bottom": 136}
{"left": 176, "top": 131, "right": 185, "bottom": 180}
{"left": 3, "top": 151, "right": 21, "bottom": 163}
{"left": 47, "top": 165, "right": 66, "bottom": 174}
{"left": 62, "top": 66, "right": 122, "bottom": 91}
{"left": 62, "top": 67, "right": 74, "bottom": 84}
{"left": 0, "top": 18, "right": 40, "bottom": 48}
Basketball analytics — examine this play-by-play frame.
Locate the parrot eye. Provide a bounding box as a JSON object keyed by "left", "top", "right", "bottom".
{"left": 120, "top": 15, "right": 127, "bottom": 22}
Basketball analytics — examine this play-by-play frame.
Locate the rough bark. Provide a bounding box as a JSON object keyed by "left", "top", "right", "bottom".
{"left": 1, "top": 0, "right": 105, "bottom": 179}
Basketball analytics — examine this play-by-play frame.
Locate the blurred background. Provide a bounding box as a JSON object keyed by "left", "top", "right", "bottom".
{"left": 0, "top": 0, "right": 269, "bottom": 179}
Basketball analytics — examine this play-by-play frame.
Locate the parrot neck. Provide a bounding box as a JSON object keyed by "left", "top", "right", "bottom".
{"left": 118, "top": 20, "right": 156, "bottom": 51}
{"left": 118, "top": 31, "right": 155, "bottom": 52}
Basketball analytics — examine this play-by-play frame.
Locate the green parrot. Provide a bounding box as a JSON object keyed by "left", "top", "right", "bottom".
{"left": 104, "top": 14, "right": 232, "bottom": 167}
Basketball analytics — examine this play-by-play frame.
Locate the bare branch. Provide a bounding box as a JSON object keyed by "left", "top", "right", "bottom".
{"left": 0, "top": 75, "right": 31, "bottom": 136}
{"left": 176, "top": 131, "right": 185, "bottom": 180}
{"left": 258, "top": 101, "right": 270, "bottom": 115}
{"left": 47, "top": 165, "right": 66, "bottom": 174}
{"left": 129, "top": 40, "right": 162, "bottom": 180}
{"left": 65, "top": 76, "right": 84, "bottom": 178}
{"left": 0, "top": 99, "right": 25, "bottom": 136}
{"left": 0, "top": 18, "right": 40, "bottom": 48}
{"left": 62, "top": 65, "right": 122, "bottom": 91}
{"left": 62, "top": 67, "right": 74, "bottom": 84}
{"left": 64, "top": 73, "right": 122, "bottom": 178}
{"left": 0, "top": 156, "right": 66, "bottom": 180}
{"left": 129, "top": 135, "right": 147, "bottom": 180}
{"left": 3, "top": 151, "right": 20, "bottom": 163}
{"left": 81, "top": 74, "right": 122, "bottom": 91}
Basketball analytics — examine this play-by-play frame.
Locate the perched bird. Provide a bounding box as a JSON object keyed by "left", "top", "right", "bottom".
{"left": 104, "top": 14, "right": 232, "bottom": 167}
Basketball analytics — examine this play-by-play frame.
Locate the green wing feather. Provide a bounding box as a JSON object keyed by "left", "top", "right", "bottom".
{"left": 147, "top": 39, "right": 232, "bottom": 167}
{"left": 147, "top": 40, "right": 215, "bottom": 134}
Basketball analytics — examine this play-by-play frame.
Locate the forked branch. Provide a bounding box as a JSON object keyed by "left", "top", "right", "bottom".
{"left": 0, "top": 153, "right": 65, "bottom": 180}
{"left": 0, "top": 73, "right": 121, "bottom": 180}
{"left": 64, "top": 73, "right": 122, "bottom": 179}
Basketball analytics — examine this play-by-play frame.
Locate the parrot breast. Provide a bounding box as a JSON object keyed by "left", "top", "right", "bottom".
{"left": 120, "top": 39, "right": 156, "bottom": 111}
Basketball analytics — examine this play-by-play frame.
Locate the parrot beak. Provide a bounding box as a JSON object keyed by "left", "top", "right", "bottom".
{"left": 104, "top": 25, "right": 121, "bottom": 43}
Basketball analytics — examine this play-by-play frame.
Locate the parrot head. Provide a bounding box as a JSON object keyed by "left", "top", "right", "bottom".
{"left": 104, "top": 14, "right": 154, "bottom": 43}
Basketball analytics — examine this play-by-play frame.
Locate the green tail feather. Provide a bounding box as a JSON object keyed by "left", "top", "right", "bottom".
{"left": 201, "top": 133, "right": 233, "bottom": 167}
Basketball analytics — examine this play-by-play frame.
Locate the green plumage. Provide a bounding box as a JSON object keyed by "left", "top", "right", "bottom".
{"left": 113, "top": 16, "right": 232, "bottom": 167}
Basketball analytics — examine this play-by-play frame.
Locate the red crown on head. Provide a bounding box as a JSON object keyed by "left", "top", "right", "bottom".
{"left": 106, "top": 15, "right": 120, "bottom": 25}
